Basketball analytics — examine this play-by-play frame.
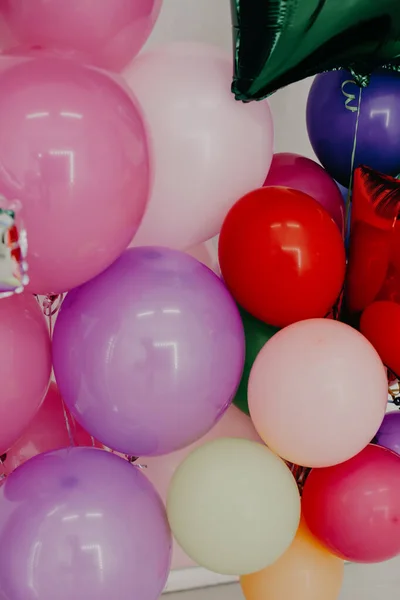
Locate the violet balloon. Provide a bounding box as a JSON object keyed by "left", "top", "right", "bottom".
{"left": 53, "top": 247, "right": 245, "bottom": 456}
{"left": 307, "top": 70, "right": 400, "bottom": 188}
{"left": 375, "top": 412, "right": 400, "bottom": 456}
{"left": 0, "top": 448, "right": 171, "bottom": 600}
{"left": 1, "top": 0, "right": 162, "bottom": 72}
{"left": 264, "top": 153, "right": 344, "bottom": 234}
{"left": 0, "top": 56, "right": 150, "bottom": 294}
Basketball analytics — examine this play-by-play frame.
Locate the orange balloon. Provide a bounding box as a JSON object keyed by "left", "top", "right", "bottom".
{"left": 240, "top": 519, "right": 344, "bottom": 600}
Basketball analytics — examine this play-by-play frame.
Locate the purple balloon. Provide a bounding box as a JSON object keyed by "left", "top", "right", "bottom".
{"left": 53, "top": 247, "right": 245, "bottom": 456}
{"left": 0, "top": 448, "right": 171, "bottom": 600}
{"left": 264, "top": 152, "right": 344, "bottom": 233}
{"left": 307, "top": 70, "right": 400, "bottom": 187}
{"left": 375, "top": 412, "right": 400, "bottom": 456}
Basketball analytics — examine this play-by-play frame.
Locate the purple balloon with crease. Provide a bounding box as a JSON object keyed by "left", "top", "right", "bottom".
{"left": 0, "top": 447, "right": 172, "bottom": 600}
{"left": 264, "top": 152, "right": 344, "bottom": 233}
{"left": 52, "top": 247, "right": 245, "bottom": 457}
{"left": 375, "top": 412, "right": 400, "bottom": 456}
{"left": 307, "top": 70, "right": 400, "bottom": 188}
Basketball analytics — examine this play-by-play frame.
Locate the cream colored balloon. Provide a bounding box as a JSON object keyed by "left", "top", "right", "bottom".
{"left": 167, "top": 438, "right": 301, "bottom": 576}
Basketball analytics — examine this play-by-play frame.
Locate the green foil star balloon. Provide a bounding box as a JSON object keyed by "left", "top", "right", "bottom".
{"left": 234, "top": 306, "right": 279, "bottom": 415}
{"left": 231, "top": 0, "right": 400, "bottom": 101}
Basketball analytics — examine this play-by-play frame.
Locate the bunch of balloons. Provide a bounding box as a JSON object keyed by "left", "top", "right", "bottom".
{"left": 0, "top": 2, "right": 398, "bottom": 600}
{"left": 0, "top": 2, "right": 278, "bottom": 600}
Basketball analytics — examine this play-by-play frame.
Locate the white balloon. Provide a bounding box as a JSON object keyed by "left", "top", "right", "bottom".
{"left": 167, "top": 437, "right": 300, "bottom": 576}
{"left": 124, "top": 42, "right": 273, "bottom": 249}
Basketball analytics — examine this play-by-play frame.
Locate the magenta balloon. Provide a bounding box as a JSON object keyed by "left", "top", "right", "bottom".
{"left": 0, "top": 293, "right": 51, "bottom": 454}
{"left": 0, "top": 56, "right": 150, "bottom": 294}
{"left": 264, "top": 153, "right": 344, "bottom": 233}
{"left": 1, "top": 0, "right": 163, "bottom": 72}
{"left": 52, "top": 247, "right": 245, "bottom": 456}
{"left": 0, "top": 447, "right": 172, "bottom": 600}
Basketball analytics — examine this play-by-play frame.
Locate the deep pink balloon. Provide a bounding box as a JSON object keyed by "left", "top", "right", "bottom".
{"left": 302, "top": 444, "right": 400, "bottom": 563}
{"left": 1, "top": 0, "right": 162, "bottom": 72}
{"left": 52, "top": 247, "right": 245, "bottom": 456}
{"left": 0, "top": 293, "right": 51, "bottom": 454}
{"left": 0, "top": 447, "right": 171, "bottom": 600}
{"left": 0, "top": 56, "right": 150, "bottom": 294}
{"left": 3, "top": 383, "right": 102, "bottom": 475}
{"left": 264, "top": 153, "right": 344, "bottom": 233}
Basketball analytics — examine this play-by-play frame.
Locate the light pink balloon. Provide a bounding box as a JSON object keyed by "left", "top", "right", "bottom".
{"left": 3, "top": 382, "right": 103, "bottom": 475}
{"left": 1, "top": 0, "right": 163, "bottom": 71}
{"left": 124, "top": 43, "right": 273, "bottom": 250}
{"left": 186, "top": 240, "right": 220, "bottom": 275}
{"left": 0, "top": 56, "right": 150, "bottom": 294}
{"left": 139, "top": 405, "right": 262, "bottom": 569}
{"left": 249, "top": 319, "right": 388, "bottom": 468}
{"left": 0, "top": 294, "right": 51, "bottom": 454}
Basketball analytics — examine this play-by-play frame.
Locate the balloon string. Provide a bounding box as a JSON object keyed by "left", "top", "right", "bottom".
{"left": 344, "top": 85, "right": 363, "bottom": 234}
{"left": 42, "top": 294, "right": 76, "bottom": 446}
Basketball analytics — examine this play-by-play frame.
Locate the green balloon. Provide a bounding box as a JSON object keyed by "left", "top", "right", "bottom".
{"left": 231, "top": 0, "right": 400, "bottom": 101}
{"left": 234, "top": 307, "right": 279, "bottom": 415}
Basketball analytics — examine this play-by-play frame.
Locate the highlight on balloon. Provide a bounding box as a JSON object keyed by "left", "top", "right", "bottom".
{"left": 0, "top": 2, "right": 397, "bottom": 600}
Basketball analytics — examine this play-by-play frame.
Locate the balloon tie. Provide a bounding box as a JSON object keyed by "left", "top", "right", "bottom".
{"left": 42, "top": 293, "right": 64, "bottom": 338}
{"left": 286, "top": 462, "right": 311, "bottom": 495}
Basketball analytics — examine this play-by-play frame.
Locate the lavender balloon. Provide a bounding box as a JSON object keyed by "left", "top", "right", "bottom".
{"left": 53, "top": 247, "right": 245, "bottom": 456}
{"left": 375, "top": 412, "right": 400, "bottom": 456}
{"left": 0, "top": 448, "right": 171, "bottom": 600}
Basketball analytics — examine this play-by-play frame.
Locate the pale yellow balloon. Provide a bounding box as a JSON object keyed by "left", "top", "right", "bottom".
{"left": 166, "top": 438, "right": 301, "bottom": 576}
{"left": 241, "top": 519, "right": 344, "bottom": 600}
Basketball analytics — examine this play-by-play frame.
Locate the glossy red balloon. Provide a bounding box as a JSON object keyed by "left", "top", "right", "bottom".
{"left": 360, "top": 300, "right": 400, "bottom": 376}
{"left": 302, "top": 444, "right": 400, "bottom": 563}
{"left": 218, "top": 187, "right": 346, "bottom": 327}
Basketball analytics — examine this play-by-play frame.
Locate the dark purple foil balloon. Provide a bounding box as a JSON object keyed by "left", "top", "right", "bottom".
{"left": 53, "top": 247, "right": 245, "bottom": 457}
{"left": 0, "top": 447, "right": 172, "bottom": 600}
{"left": 375, "top": 412, "right": 400, "bottom": 456}
{"left": 307, "top": 71, "right": 400, "bottom": 187}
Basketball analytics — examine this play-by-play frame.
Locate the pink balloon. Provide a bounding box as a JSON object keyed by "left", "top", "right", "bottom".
{"left": 0, "top": 293, "right": 51, "bottom": 453}
{"left": 3, "top": 382, "right": 102, "bottom": 475}
{"left": 139, "top": 405, "right": 262, "bottom": 569}
{"left": 249, "top": 319, "right": 388, "bottom": 468}
{"left": 124, "top": 43, "right": 273, "bottom": 249}
{"left": 302, "top": 444, "right": 400, "bottom": 563}
{"left": 0, "top": 56, "right": 150, "bottom": 294}
{"left": 264, "top": 153, "right": 344, "bottom": 234}
{"left": 1, "top": 0, "right": 162, "bottom": 71}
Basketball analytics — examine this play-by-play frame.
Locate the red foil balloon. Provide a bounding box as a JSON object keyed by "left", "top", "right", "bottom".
{"left": 302, "top": 444, "right": 400, "bottom": 563}
{"left": 346, "top": 165, "right": 400, "bottom": 315}
{"left": 218, "top": 187, "right": 345, "bottom": 328}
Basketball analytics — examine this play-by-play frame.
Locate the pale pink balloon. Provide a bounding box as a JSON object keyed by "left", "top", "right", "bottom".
{"left": 249, "top": 319, "right": 388, "bottom": 468}
{"left": 124, "top": 43, "right": 273, "bottom": 250}
{"left": 1, "top": 0, "right": 163, "bottom": 71}
{"left": 0, "top": 294, "right": 51, "bottom": 454}
{"left": 186, "top": 240, "right": 220, "bottom": 275}
{"left": 0, "top": 56, "right": 150, "bottom": 294}
{"left": 139, "top": 405, "right": 262, "bottom": 569}
{"left": 3, "top": 382, "right": 102, "bottom": 475}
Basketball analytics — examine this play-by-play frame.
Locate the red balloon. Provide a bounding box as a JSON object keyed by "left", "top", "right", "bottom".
{"left": 218, "top": 187, "right": 345, "bottom": 327}
{"left": 360, "top": 300, "right": 400, "bottom": 376}
{"left": 302, "top": 445, "right": 400, "bottom": 563}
